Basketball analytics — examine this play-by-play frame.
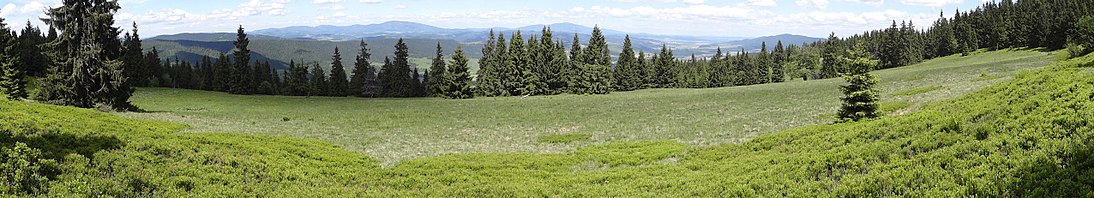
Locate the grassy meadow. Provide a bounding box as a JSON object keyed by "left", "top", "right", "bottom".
{"left": 4, "top": 49, "right": 1091, "bottom": 196}
{"left": 120, "top": 49, "right": 1054, "bottom": 165}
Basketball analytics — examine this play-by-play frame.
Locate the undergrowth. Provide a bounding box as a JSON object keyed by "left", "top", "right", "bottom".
{"left": 1, "top": 51, "right": 1091, "bottom": 196}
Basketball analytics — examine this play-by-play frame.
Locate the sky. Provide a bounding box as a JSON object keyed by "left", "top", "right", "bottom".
{"left": 0, "top": 0, "right": 992, "bottom": 38}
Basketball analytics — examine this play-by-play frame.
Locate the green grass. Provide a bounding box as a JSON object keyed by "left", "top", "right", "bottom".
{"left": 120, "top": 49, "right": 1055, "bottom": 166}
{"left": 3, "top": 49, "right": 1091, "bottom": 196}
{"left": 537, "top": 133, "right": 592, "bottom": 143}
{"left": 889, "top": 85, "right": 942, "bottom": 97}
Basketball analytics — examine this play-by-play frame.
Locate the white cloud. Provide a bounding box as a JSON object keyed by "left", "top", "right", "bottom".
{"left": 18, "top": 1, "right": 48, "bottom": 15}
{"left": 393, "top": 4, "right": 407, "bottom": 9}
{"left": 748, "top": 0, "right": 777, "bottom": 7}
{"left": 0, "top": 4, "right": 15, "bottom": 17}
{"left": 796, "top": 0, "right": 829, "bottom": 9}
{"left": 313, "top": 0, "right": 343, "bottom": 3}
{"left": 901, "top": 0, "right": 963, "bottom": 7}
{"left": 681, "top": 0, "right": 706, "bottom": 5}
{"left": 842, "top": 0, "right": 884, "bottom": 5}
{"left": 360, "top": 0, "right": 382, "bottom": 3}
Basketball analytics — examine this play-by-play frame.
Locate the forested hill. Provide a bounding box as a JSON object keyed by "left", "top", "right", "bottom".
{"left": 145, "top": 33, "right": 481, "bottom": 71}
{"left": 145, "top": 21, "right": 821, "bottom": 70}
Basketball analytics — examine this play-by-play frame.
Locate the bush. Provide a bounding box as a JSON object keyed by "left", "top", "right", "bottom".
{"left": 0, "top": 142, "right": 56, "bottom": 196}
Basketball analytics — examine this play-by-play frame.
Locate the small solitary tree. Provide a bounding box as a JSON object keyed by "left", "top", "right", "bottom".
{"left": 837, "top": 43, "right": 880, "bottom": 122}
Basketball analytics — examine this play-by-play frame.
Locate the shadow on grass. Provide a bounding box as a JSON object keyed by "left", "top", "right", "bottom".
{"left": 0, "top": 131, "right": 124, "bottom": 195}
{"left": 1, "top": 131, "right": 124, "bottom": 161}
{"left": 1014, "top": 137, "right": 1094, "bottom": 197}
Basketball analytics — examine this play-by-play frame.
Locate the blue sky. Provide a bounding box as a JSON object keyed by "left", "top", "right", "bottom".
{"left": 1, "top": 0, "right": 990, "bottom": 38}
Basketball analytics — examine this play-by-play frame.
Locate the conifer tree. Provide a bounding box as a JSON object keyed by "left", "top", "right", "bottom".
{"left": 564, "top": 33, "right": 583, "bottom": 92}
{"left": 505, "top": 31, "right": 530, "bottom": 95}
{"left": 213, "top": 53, "right": 230, "bottom": 91}
{"left": 476, "top": 30, "right": 502, "bottom": 97}
{"left": 17, "top": 21, "right": 46, "bottom": 77}
{"left": 34, "top": 0, "right": 134, "bottom": 110}
{"left": 614, "top": 35, "right": 640, "bottom": 91}
{"left": 758, "top": 41, "right": 771, "bottom": 84}
{"left": 820, "top": 32, "right": 843, "bottom": 79}
{"left": 349, "top": 40, "right": 379, "bottom": 97}
{"left": 121, "top": 22, "right": 144, "bottom": 87}
{"left": 837, "top": 43, "right": 881, "bottom": 122}
{"left": 229, "top": 25, "right": 254, "bottom": 94}
{"left": 286, "top": 60, "right": 309, "bottom": 96}
{"left": 585, "top": 25, "right": 611, "bottom": 66}
{"left": 309, "top": 62, "right": 327, "bottom": 96}
{"left": 0, "top": 18, "right": 26, "bottom": 100}
{"left": 144, "top": 47, "right": 163, "bottom": 87}
{"left": 411, "top": 67, "right": 425, "bottom": 97}
{"left": 772, "top": 41, "right": 786, "bottom": 83}
{"left": 328, "top": 47, "right": 349, "bottom": 96}
{"left": 441, "top": 45, "right": 473, "bottom": 99}
{"left": 655, "top": 44, "right": 674, "bottom": 87}
{"left": 539, "top": 27, "right": 565, "bottom": 94}
{"left": 200, "top": 55, "right": 214, "bottom": 90}
{"left": 516, "top": 32, "right": 544, "bottom": 95}
{"left": 255, "top": 59, "right": 275, "bottom": 94}
{"left": 426, "top": 43, "right": 445, "bottom": 96}
{"left": 545, "top": 38, "right": 568, "bottom": 94}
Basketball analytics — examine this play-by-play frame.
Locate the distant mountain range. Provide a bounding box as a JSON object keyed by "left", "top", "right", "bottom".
{"left": 145, "top": 21, "right": 823, "bottom": 72}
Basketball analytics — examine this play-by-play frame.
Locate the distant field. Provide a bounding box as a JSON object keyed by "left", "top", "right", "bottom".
{"left": 121, "top": 49, "right": 1054, "bottom": 166}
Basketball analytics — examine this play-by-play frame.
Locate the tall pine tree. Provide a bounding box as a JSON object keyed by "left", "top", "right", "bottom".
{"left": 328, "top": 47, "right": 349, "bottom": 96}
{"left": 426, "top": 43, "right": 445, "bottom": 96}
{"left": 0, "top": 18, "right": 26, "bottom": 100}
{"left": 35, "top": 0, "right": 134, "bottom": 110}
{"left": 349, "top": 40, "right": 379, "bottom": 97}
{"left": 614, "top": 35, "right": 640, "bottom": 91}
{"left": 229, "top": 25, "right": 254, "bottom": 94}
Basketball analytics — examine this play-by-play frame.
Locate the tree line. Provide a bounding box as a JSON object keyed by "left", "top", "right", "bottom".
{"left": 0, "top": 0, "right": 1092, "bottom": 110}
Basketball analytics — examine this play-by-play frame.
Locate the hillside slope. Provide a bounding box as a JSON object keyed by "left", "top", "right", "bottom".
{"left": 122, "top": 49, "right": 1054, "bottom": 165}
{"left": 2, "top": 50, "right": 1090, "bottom": 196}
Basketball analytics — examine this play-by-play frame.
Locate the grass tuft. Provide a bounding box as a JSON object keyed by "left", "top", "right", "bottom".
{"left": 537, "top": 134, "right": 592, "bottom": 143}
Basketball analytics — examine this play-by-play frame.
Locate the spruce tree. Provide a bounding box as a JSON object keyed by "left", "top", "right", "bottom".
{"left": 392, "top": 38, "right": 414, "bottom": 97}
{"left": 564, "top": 33, "right": 583, "bottom": 92}
{"left": 426, "top": 43, "right": 445, "bottom": 96}
{"left": 34, "top": 0, "right": 134, "bottom": 110}
{"left": 121, "top": 22, "right": 144, "bottom": 87}
{"left": 255, "top": 60, "right": 275, "bottom": 94}
{"left": 820, "top": 32, "right": 843, "bottom": 79}
{"left": 585, "top": 25, "right": 611, "bottom": 66}
{"left": 213, "top": 53, "right": 230, "bottom": 91}
{"left": 378, "top": 56, "right": 399, "bottom": 97}
{"left": 636, "top": 50, "right": 650, "bottom": 88}
{"left": 614, "top": 35, "right": 640, "bottom": 91}
{"left": 441, "top": 45, "right": 473, "bottom": 99}
{"left": 476, "top": 30, "right": 502, "bottom": 97}
{"left": 200, "top": 55, "right": 214, "bottom": 90}
{"left": 516, "top": 32, "right": 543, "bottom": 95}
{"left": 328, "top": 47, "right": 349, "bottom": 96}
{"left": 758, "top": 41, "right": 771, "bottom": 84}
{"left": 655, "top": 44, "right": 674, "bottom": 87}
{"left": 0, "top": 18, "right": 26, "bottom": 100}
{"left": 349, "top": 40, "right": 379, "bottom": 97}
{"left": 772, "top": 41, "right": 786, "bottom": 83}
{"left": 309, "top": 62, "right": 327, "bottom": 96}
{"left": 837, "top": 43, "right": 881, "bottom": 122}
{"left": 286, "top": 60, "right": 310, "bottom": 96}
{"left": 230, "top": 25, "right": 254, "bottom": 94}
{"left": 506, "top": 31, "right": 530, "bottom": 95}
{"left": 17, "top": 21, "right": 46, "bottom": 77}
{"left": 411, "top": 68, "right": 425, "bottom": 97}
